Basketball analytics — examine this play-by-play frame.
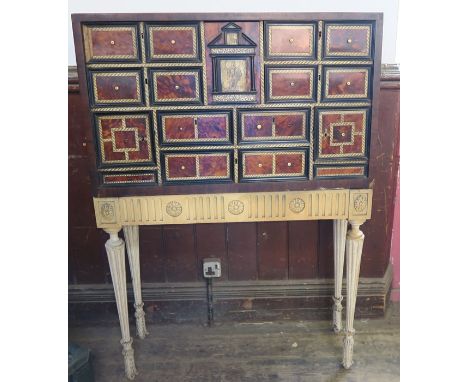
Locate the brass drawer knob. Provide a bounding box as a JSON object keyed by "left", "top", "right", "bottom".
{"left": 171, "top": 39, "right": 176, "bottom": 44}
{"left": 289, "top": 38, "right": 294, "bottom": 43}
{"left": 341, "top": 132, "right": 346, "bottom": 137}
{"left": 181, "top": 165, "right": 186, "bottom": 170}
{"left": 347, "top": 38, "right": 352, "bottom": 44}
{"left": 258, "top": 163, "right": 263, "bottom": 168}
{"left": 290, "top": 82, "right": 296, "bottom": 87}
{"left": 179, "top": 127, "right": 184, "bottom": 131}
{"left": 114, "top": 86, "right": 119, "bottom": 91}
{"left": 256, "top": 124, "right": 262, "bottom": 130}
{"left": 287, "top": 162, "right": 292, "bottom": 167}
{"left": 175, "top": 85, "right": 180, "bottom": 90}
{"left": 110, "top": 40, "right": 115, "bottom": 45}
{"left": 346, "top": 81, "right": 351, "bottom": 86}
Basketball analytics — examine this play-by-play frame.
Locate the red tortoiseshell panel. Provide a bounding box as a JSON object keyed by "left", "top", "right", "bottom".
{"left": 271, "top": 71, "right": 311, "bottom": 97}
{"left": 167, "top": 156, "right": 197, "bottom": 179}
{"left": 326, "top": 69, "right": 368, "bottom": 98}
{"left": 276, "top": 153, "right": 304, "bottom": 174}
{"left": 316, "top": 166, "right": 364, "bottom": 177}
{"left": 275, "top": 114, "right": 304, "bottom": 138}
{"left": 164, "top": 117, "right": 196, "bottom": 140}
{"left": 244, "top": 154, "right": 274, "bottom": 176}
{"left": 85, "top": 26, "right": 138, "bottom": 61}
{"left": 153, "top": 71, "right": 200, "bottom": 103}
{"left": 268, "top": 24, "right": 314, "bottom": 57}
{"left": 151, "top": 27, "right": 196, "bottom": 58}
{"left": 198, "top": 155, "right": 228, "bottom": 177}
{"left": 243, "top": 115, "right": 274, "bottom": 138}
{"left": 325, "top": 24, "right": 371, "bottom": 57}
{"left": 197, "top": 116, "right": 228, "bottom": 140}
{"left": 93, "top": 73, "right": 140, "bottom": 104}
{"left": 103, "top": 173, "right": 156, "bottom": 184}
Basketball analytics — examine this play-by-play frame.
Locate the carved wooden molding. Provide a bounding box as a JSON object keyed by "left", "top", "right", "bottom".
{"left": 94, "top": 188, "right": 373, "bottom": 228}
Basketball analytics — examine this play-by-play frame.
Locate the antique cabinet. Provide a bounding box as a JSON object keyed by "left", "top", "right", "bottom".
{"left": 72, "top": 12, "right": 383, "bottom": 379}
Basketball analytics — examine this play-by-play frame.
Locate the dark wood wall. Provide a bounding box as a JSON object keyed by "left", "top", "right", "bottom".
{"left": 68, "top": 64, "right": 399, "bottom": 321}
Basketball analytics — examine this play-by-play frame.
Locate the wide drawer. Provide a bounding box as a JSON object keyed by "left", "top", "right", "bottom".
{"left": 83, "top": 24, "right": 141, "bottom": 63}
{"left": 94, "top": 113, "right": 154, "bottom": 166}
{"left": 101, "top": 172, "right": 157, "bottom": 185}
{"left": 315, "top": 108, "right": 369, "bottom": 159}
{"left": 158, "top": 111, "right": 232, "bottom": 145}
{"left": 314, "top": 164, "right": 367, "bottom": 179}
{"left": 322, "top": 66, "right": 371, "bottom": 101}
{"left": 265, "top": 66, "right": 316, "bottom": 103}
{"left": 163, "top": 151, "right": 233, "bottom": 183}
{"left": 150, "top": 68, "right": 203, "bottom": 105}
{"left": 264, "top": 22, "right": 316, "bottom": 60}
{"left": 323, "top": 22, "right": 372, "bottom": 59}
{"left": 88, "top": 69, "right": 144, "bottom": 107}
{"left": 146, "top": 23, "right": 201, "bottom": 62}
{"left": 238, "top": 108, "right": 309, "bottom": 143}
{"left": 240, "top": 149, "right": 308, "bottom": 181}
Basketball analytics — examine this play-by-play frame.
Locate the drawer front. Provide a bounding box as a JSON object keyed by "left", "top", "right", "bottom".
{"left": 315, "top": 108, "right": 369, "bottom": 159}
{"left": 89, "top": 70, "right": 144, "bottom": 106}
{"left": 314, "top": 164, "right": 367, "bottom": 179}
{"left": 146, "top": 23, "right": 201, "bottom": 62}
{"left": 324, "top": 23, "right": 372, "bottom": 58}
{"left": 159, "top": 111, "right": 232, "bottom": 145}
{"left": 323, "top": 67, "right": 371, "bottom": 101}
{"left": 241, "top": 150, "right": 307, "bottom": 180}
{"left": 265, "top": 22, "right": 316, "bottom": 60}
{"left": 102, "top": 172, "right": 157, "bottom": 185}
{"left": 238, "top": 109, "right": 309, "bottom": 142}
{"left": 95, "top": 113, "right": 154, "bottom": 166}
{"left": 83, "top": 24, "right": 140, "bottom": 63}
{"left": 163, "top": 152, "right": 232, "bottom": 182}
{"left": 265, "top": 66, "right": 316, "bottom": 102}
{"left": 150, "top": 68, "right": 202, "bottom": 104}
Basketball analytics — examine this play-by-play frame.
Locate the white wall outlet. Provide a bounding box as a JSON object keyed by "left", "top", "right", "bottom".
{"left": 203, "top": 258, "right": 221, "bottom": 278}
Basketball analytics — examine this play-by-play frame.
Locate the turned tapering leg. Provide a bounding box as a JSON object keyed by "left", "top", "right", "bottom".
{"left": 342, "top": 220, "right": 365, "bottom": 369}
{"left": 123, "top": 225, "right": 149, "bottom": 340}
{"left": 333, "top": 219, "right": 347, "bottom": 333}
{"left": 104, "top": 227, "right": 138, "bottom": 380}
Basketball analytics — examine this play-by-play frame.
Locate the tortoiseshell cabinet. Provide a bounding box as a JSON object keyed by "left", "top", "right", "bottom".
{"left": 72, "top": 12, "right": 382, "bottom": 380}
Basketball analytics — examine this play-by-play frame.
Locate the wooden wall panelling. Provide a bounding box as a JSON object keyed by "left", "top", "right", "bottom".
{"left": 226, "top": 222, "right": 258, "bottom": 280}
{"left": 287, "top": 221, "right": 319, "bottom": 279}
{"left": 257, "top": 222, "right": 289, "bottom": 280}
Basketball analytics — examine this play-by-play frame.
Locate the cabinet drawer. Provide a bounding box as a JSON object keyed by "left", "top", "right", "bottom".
{"left": 150, "top": 68, "right": 202, "bottom": 104}
{"left": 265, "top": 66, "right": 316, "bottom": 103}
{"left": 315, "top": 108, "right": 369, "bottom": 159}
{"left": 94, "top": 113, "right": 154, "bottom": 166}
{"left": 323, "top": 67, "right": 371, "bottom": 101}
{"left": 265, "top": 22, "right": 316, "bottom": 60}
{"left": 146, "top": 23, "right": 201, "bottom": 62}
{"left": 83, "top": 24, "right": 140, "bottom": 63}
{"left": 158, "top": 111, "right": 232, "bottom": 145}
{"left": 238, "top": 109, "right": 309, "bottom": 143}
{"left": 89, "top": 70, "right": 144, "bottom": 106}
{"left": 324, "top": 23, "right": 372, "bottom": 59}
{"left": 163, "top": 152, "right": 232, "bottom": 182}
{"left": 314, "top": 164, "right": 367, "bottom": 179}
{"left": 102, "top": 172, "right": 157, "bottom": 185}
{"left": 240, "top": 150, "right": 307, "bottom": 180}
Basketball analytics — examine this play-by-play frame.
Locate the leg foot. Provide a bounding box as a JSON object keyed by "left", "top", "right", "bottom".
{"left": 342, "top": 220, "right": 365, "bottom": 369}
{"left": 121, "top": 338, "right": 138, "bottom": 380}
{"left": 333, "top": 219, "right": 347, "bottom": 333}
{"left": 134, "top": 302, "right": 149, "bottom": 339}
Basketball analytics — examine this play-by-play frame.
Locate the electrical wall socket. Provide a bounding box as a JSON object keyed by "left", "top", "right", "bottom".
{"left": 203, "top": 258, "right": 221, "bottom": 278}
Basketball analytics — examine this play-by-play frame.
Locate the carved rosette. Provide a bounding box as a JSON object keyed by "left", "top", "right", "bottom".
{"left": 289, "top": 197, "right": 305, "bottom": 213}
{"left": 166, "top": 201, "right": 183, "bottom": 217}
{"left": 99, "top": 201, "right": 116, "bottom": 223}
{"left": 353, "top": 194, "right": 368, "bottom": 214}
{"left": 228, "top": 200, "right": 244, "bottom": 215}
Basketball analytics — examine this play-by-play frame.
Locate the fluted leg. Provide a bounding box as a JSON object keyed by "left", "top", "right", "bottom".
{"left": 123, "top": 225, "right": 149, "bottom": 340}
{"left": 333, "top": 219, "right": 347, "bottom": 333}
{"left": 104, "top": 227, "right": 137, "bottom": 380}
{"left": 342, "top": 220, "right": 365, "bottom": 369}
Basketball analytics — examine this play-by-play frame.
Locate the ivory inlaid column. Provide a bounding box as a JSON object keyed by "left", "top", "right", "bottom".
{"left": 333, "top": 219, "right": 348, "bottom": 333}
{"left": 342, "top": 220, "right": 365, "bottom": 369}
{"left": 123, "top": 225, "right": 149, "bottom": 340}
{"left": 104, "top": 227, "right": 138, "bottom": 380}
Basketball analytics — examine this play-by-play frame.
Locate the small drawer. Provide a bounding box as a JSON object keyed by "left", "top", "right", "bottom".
{"left": 83, "top": 24, "right": 141, "bottom": 63}
{"left": 314, "top": 164, "right": 367, "bottom": 179}
{"left": 89, "top": 70, "right": 144, "bottom": 107}
{"left": 94, "top": 113, "right": 154, "bottom": 167}
{"left": 163, "top": 152, "right": 232, "bottom": 183}
{"left": 265, "top": 22, "right": 316, "bottom": 60}
{"left": 150, "top": 68, "right": 203, "bottom": 105}
{"left": 102, "top": 172, "right": 157, "bottom": 185}
{"left": 146, "top": 23, "right": 201, "bottom": 62}
{"left": 158, "top": 111, "right": 232, "bottom": 145}
{"left": 322, "top": 66, "right": 371, "bottom": 101}
{"left": 265, "top": 66, "right": 316, "bottom": 103}
{"left": 240, "top": 150, "right": 307, "bottom": 181}
{"left": 315, "top": 108, "right": 369, "bottom": 160}
{"left": 238, "top": 108, "right": 309, "bottom": 143}
{"left": 323, "top": 23, "right": 372, "bottom": 59}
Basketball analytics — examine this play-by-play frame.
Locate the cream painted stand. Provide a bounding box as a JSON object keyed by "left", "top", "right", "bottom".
{"left": 95, "top": 189, "right": 372, "bottom": 379}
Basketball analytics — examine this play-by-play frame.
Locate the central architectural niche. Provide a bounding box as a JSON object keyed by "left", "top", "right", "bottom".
{"left": 208, "top": 22, "right": 257, "bottom": 103}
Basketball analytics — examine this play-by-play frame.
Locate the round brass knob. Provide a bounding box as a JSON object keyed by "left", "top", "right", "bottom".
{"left": 287, "top": 162, "right": 292, "bottom": 167}
{"left": 171, "top": 39, "right": 176, "bottom": 44}
{"left": 290, "top": 82, "right": 295, "bottom": 87}
{"left": 256, "top": 124, "right": 262, "bottom": 130}
{"left": 289, "top": 38, "right": 294, "bottom": 43}
{"left": 110, "top": 40, "right": 115, "bottom": 45}
{"left": 179, "top": 127, "right": 183, "bottom": 131}
{"left": 341, "top": 132, "right": 346, "bottom": 137}
{"left": 347, "top": 38, "right": 352, "bottom": 44}
{"left": 346, "top": 81, "right": 351, "bottom": 86}
{"left": 258, "top": 163, "right": 263, "bottom": 168}
{"left": 181, "top": 165, "right": 186, "bottom": 170}
{"left": 114, "top": 86, "right": 119, "bottom": 91}
{"left": 175, "top": 85, "right": 180, "bottom": 90}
